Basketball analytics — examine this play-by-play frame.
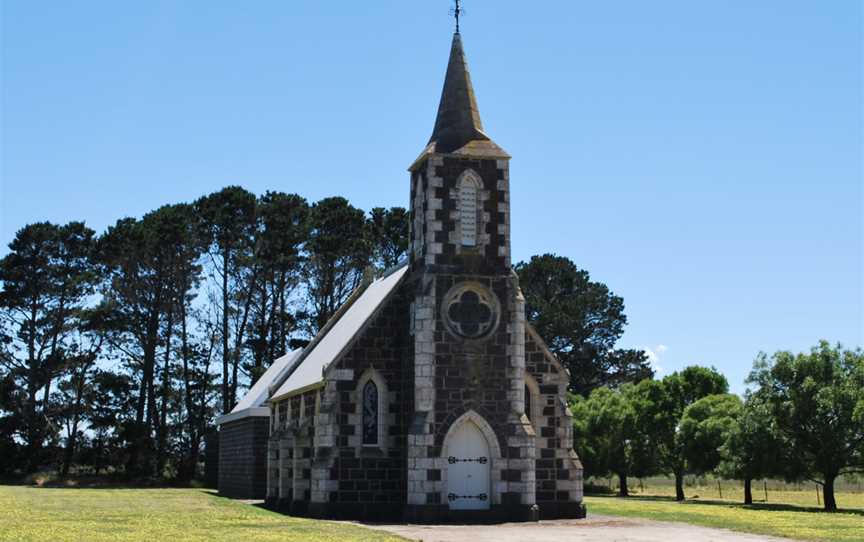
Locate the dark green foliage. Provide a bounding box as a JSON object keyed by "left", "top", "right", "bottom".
{"left": 569, "top": 384, "right": 656, "bottom": 496}
{"left": 516, "top": 254, "right": 652, "bottom": 395}
{"left": 0, "top": 189, "right": 403, "bottom": 479}
{"left": 747, "top": 341, "right": 864, "bottom": 511}
{"left": 680, "top": 393, "right": 742, "bottom": 475}
{"left": 245, "top": 192, "right": 309, "bottom": 383}
{"left": 0, "top": 221, "right": 99, "bottom": 470}
{"left": 194, "top": 187, "right": 257, "bottom": 415}
{"left": 630, "top": 366, "right": 728, "bottom": 501}
{"left": 718, "top": 395, "right": 783, "bottom": 504}
{"left": 303, "top": 197, "right": 372, "bottom": 334}
{"left": 368, "top": 207, "right": 409, "bottom": 271}
{"left": 97, "top": 203, "right": 208, "bottom": 476}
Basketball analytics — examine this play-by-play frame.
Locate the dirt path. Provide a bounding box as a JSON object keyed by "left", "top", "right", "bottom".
{"left": 367, "top": 515, "right": 796, "bottom": 542}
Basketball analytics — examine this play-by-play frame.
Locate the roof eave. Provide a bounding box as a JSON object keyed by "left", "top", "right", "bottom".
{"left": 408, "top": 141, "right": 511, "bottom": 171}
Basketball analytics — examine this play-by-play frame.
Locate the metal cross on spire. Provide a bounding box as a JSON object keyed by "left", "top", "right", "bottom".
{"left": 450, "top": 0, "right": 464, "bottom": 33}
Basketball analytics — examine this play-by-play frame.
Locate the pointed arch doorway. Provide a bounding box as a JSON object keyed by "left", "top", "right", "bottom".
{"left": 444, "top": 413, "right": 493, "bottom": 511}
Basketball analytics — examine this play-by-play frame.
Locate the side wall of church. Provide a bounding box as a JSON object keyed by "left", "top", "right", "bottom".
{"left": 524, "top": 330, "right": 585, "bottom": 518}
{"left": 267, "top": 388, "right": 319, "bottom": 513}
{"left": 218, "top": 416, "right": 270, "bottom": 499}
{"left": 306, "top": 281, "right": 415, "bottom": 520}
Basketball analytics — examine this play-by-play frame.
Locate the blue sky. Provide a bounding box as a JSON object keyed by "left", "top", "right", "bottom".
{"left": 2, "top": 1, "right": 861, "bottom": 393}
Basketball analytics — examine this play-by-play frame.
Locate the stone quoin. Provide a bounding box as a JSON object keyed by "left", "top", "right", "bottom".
{"left": 216, "top": 29, "right": 585, "bottom": 523}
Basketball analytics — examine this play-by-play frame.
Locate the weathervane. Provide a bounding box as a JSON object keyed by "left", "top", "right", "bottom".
{"left": 450, "top": 0, "right": 464, "bottom": 33}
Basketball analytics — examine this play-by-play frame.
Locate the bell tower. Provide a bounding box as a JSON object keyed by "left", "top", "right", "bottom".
{"left": 406, "top": 31, "right": 537, "bottom": 521}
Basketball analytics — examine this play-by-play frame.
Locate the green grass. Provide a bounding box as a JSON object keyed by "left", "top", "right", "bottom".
{"left": 2, "top": 483, "right": 862, "bottom": 542}
{"left": 0, "top": 486, "right": 405, "bottom": 542}
{"left": 585, "top": 490, "right": 864, "bottom": 542}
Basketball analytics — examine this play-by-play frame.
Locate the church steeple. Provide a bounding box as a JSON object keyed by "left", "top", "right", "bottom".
{"left": 424, "top": 33, "right": 508, "bottom": 158}
{"left": 408, "top": 26, "right": 512, "bottom": 274}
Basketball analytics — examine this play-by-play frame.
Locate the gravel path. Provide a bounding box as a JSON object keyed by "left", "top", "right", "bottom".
{"left": 367, "top": 515, "right": 796, "bottom": 542}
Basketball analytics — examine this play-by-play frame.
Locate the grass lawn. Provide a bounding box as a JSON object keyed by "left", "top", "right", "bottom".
{"left": 0, "top": 486, "right": 406, "bottom": 542}
{"left": 585, "top": 492, "right": 864, "bottom": 542}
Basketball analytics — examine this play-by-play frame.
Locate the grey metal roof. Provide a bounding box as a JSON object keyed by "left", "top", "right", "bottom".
{"left": 215, "top": 348, "right": 301, "bottom": 425}
{"left": 271, "top": 265, "right": 408, "bottom": 400}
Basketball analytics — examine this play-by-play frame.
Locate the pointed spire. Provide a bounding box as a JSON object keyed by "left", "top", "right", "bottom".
{"left": 427, "top": 33, "right": 506, "bottom": 156}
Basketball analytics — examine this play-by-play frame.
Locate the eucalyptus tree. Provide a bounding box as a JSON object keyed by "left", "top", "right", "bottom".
{"left": 718, "top": 395, "right": 782, "bottom": 504}
{"left": 570, "top": 384, "right": 656, "bottom": 496}
{"left": 632, "top": 366, "right": 729, "bottom": 501}
{"left": 748, "top": 342, "right": 864, "bottom": 511}
{"left": 680, "top": 393, "right": 742, "bottom": 488}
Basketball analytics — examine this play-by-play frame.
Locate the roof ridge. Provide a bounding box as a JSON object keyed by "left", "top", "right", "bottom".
{"left": 267, "top": 277, "right": 373, "bottom": 399}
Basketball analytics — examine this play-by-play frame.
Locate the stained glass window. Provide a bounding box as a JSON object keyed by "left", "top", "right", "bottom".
{"left": 524, "top": 385, "right": 532, "bottom": 421}
{"left": 362, "top": 380, "right": 379, "bottom": 445}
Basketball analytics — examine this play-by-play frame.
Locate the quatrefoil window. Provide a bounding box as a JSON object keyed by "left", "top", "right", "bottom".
{"left": 442, "top": 283, "right": 500, "bottom": 340}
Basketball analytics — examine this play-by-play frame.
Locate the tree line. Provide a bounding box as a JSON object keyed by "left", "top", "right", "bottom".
{"left": 10, "top": 187, "right": 845, "bottom": 514}
{"left": 1, "top": 189, "right": 655, "bottom": 483}
{"left": 568, "top": 342, "right": 864, "bottom": 512}
{"left": 0, "top": 187, "right": 408, "bottom": 479}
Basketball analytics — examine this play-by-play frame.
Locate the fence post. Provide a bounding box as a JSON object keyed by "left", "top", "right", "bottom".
{"left": 717, "top": 480, "right": 722, "bottom": 499}
{"left": 763, "top": 480, "right": 768, "bottom": 502}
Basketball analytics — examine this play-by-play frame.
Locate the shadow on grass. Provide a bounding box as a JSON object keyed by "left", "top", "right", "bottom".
{"left": 586, "top": 493, "right": 864, "bottom": 516}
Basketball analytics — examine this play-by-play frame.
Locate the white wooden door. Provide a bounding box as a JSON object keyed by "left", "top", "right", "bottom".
{"left": 446, "top": 421, "right": 491, "bottom": 510}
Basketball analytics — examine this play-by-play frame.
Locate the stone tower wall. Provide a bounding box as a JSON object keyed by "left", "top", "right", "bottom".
{"left": 406, "top": 155, "right": 538, "bottom": 522}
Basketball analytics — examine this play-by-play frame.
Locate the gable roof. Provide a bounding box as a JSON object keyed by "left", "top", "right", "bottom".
{"left": 270, "top": 264, "right": 409, "bottom": 401}
{"left": 215, "top": 348, "right": 301, "bottom": 425}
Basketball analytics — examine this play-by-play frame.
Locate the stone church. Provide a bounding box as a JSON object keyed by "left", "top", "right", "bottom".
{"left": 217, "top": 30, "right": 585, "bottom": 522}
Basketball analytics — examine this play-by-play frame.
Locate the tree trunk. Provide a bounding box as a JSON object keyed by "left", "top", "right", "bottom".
{"left": 129, "top": 310, "right": 160, "bottom": 477}
{"left": 823, "top": 475, "right": 837, "bottom": 512}
{"left": 229, "top": 268, "right": 258, "bottom": 408}
{"left": 61, "top": 382, "right": 83, "bottom": 477}
{"left": 674, "top": 471, "right": 685, "bottom": 501}
{"left": 156, "top": 306, "right": 173, "bottom": 477}
{"left": 744, "top": 477, "right": 753, "bottom": 505}
{"left": 179, "top": 295, "right": 195, "bottom": 482}
{"left": 42, "top": 296, "right": 67, "bottom": 426}
{"left": 25, "top": 374, "right": 40, "bottom": 471}
{"left": 618, "top": 472, "right": 629, "bottom": 497}
{"left": 222, "top": 250, "right": 230, "bottom": 414}
{"left": 278, "top": 271, "right": 287, "bottom": 355}
{"left": 25, "top": 300, "right": 41, "bottom": 472}
{"left": 144, "top": 339, "right": 158, "bottom": 450}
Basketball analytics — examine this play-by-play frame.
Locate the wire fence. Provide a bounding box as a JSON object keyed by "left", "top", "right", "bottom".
{"left": 586, "top": 475, "right": 864, "bottom": 506}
